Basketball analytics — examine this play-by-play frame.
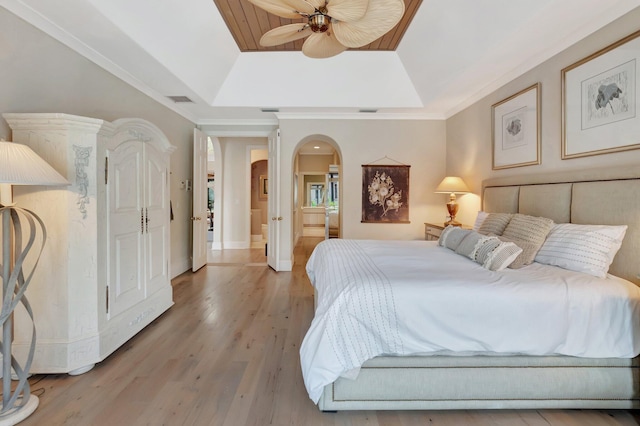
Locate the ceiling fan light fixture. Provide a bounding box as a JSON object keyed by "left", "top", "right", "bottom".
{"left": 309, "top": 12, "right": 330, "bottom": 33}
{"left": 249, "top": 0, "right": 405, "bottom": 58}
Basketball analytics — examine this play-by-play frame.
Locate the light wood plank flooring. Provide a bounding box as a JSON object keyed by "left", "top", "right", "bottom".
{"left": 18, "top": 238, "right": 640, "bottom": 425}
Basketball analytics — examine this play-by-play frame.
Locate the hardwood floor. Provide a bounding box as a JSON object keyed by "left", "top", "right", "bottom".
{"left": 18, "top": 237, "right": 640, "bottom": 425}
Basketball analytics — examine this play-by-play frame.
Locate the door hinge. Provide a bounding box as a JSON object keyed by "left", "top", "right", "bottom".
{"left": 141, "top": 209, "right": 145, "bottom": 234}
{"left": 105, "top": 157, "right": 109, "bottom": 185}
{"left": 106, "top": 285, "right": 109, "bottom": 314}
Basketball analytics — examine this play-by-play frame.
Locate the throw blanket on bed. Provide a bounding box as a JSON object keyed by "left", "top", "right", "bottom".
{"left": 300, "top": 239, "right": 640, "bottom": 403}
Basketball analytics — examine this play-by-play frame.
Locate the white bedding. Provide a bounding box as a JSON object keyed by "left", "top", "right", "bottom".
{"left": 300, "top": 239, "right": 640, "bottom": 403}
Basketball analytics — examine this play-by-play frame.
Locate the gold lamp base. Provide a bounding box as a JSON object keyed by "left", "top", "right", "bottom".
{"left": 444, "top": 197, "right": 461, "bottom": 227}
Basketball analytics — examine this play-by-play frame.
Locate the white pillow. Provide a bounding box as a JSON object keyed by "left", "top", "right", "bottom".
{"left": 534, "top": 223, "right": 628, "bottom": 278}
{"left": 472, "top": 211, "right": 489, "bottom": 231}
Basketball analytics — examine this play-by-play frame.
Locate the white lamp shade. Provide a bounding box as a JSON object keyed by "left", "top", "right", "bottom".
{"left": 435, "top": 176, "right": 470, "bottom": 194}
{"left": 0, "top": 141, "right": 69, "bottom": 186}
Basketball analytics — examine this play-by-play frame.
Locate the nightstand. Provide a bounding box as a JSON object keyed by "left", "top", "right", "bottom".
{"left": 424, "top": 222, "right": 469, "bottom": 241}
{"left": 424, "top": 223, "right": 445, "bottom": 241}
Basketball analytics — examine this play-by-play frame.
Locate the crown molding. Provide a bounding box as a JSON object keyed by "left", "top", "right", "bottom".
{"left": 274, "top": 112, "right": 444, "bottom": 121}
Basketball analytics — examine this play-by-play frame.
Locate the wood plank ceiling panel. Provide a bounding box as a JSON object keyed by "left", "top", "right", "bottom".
{"left": 213, "top": 0, "right": 423, "bottom": 53}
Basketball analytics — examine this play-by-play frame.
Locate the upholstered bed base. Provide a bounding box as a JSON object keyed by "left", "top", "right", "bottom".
{"left": 318, "top": 355, "right": 640, "bottom": 411}
{"left": 313, "top": 166, "right": 640, "bottom": 411}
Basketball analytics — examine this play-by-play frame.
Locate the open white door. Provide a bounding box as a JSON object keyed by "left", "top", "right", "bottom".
{"left": 267, "top": 129, "right": 280, "bottom": 271}
{"left": 191, "top": 128, "right": 208, "bottom": 272}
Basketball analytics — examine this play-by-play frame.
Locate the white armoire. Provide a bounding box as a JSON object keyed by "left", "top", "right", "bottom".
{"left": 4, "top": 113, "right": 175, "bottom": 374}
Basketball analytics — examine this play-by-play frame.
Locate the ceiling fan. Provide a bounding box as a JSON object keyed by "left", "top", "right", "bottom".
{"left": 247, "top": 0, "right": 406, "bottom": 58}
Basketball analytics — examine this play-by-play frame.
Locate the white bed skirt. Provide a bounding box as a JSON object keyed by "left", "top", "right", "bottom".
{"left": 318, "top": 354, "right": 640, "bottom": 411}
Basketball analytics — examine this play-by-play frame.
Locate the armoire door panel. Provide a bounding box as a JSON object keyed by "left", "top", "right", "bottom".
{"left": 113, "top": 146, "right": 142, "bottom": 211}
{"left": 108, "top": 141, "right": 145, "bottom": 319}
{"left": 145, "top": 147, "right": 166, "bottom": 211}
{"left": 146, "top": 224, "right": 167, "bottom": 293}
{"left": 144, "top": 145, "right": 169, "bottom": 293}
{"left": 112, "top": 231, "right": 145, "bottom": 317}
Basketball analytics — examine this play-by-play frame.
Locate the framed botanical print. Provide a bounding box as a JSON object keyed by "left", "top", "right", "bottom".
{"left": 562, "top": 29, "right": 640, "bottom": 159}
{"left": 492, "top": 83, "right": 541, "bottom": 170}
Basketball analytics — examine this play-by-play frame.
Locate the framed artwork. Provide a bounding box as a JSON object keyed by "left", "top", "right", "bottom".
{"left": 492, "top": 83, "right": 541, "bottom": 170}
{"left": 361, "top": 165, "right": 410, "bottom": 223}
{"left": 562, "top": 30, "right": 640, "bottom": 159}
{"left": 259, "top": 175, "right": 268, "bottom": 200}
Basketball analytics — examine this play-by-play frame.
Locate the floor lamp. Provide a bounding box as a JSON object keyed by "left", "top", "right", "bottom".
{"left": 0, "top": 141, "right": 68, "bottom": 425}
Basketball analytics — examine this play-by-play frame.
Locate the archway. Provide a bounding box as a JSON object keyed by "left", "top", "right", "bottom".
{"left": 291, "top": 135, "right": 343, "bottom": 247}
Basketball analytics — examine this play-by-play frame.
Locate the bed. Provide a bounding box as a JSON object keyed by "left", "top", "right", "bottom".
{"left": 300, "top": 165, "right": 640, "bottom": 411}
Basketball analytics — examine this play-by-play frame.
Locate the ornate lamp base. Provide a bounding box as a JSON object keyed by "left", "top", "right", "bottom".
{"left": 444, "top": 200, "right": 461, "bottom": 227}
{"left": 0, "top": 395, "right": 39, "bottom": 426}
{"left": 1, "top": 206, "right": 45, "bottom": 425}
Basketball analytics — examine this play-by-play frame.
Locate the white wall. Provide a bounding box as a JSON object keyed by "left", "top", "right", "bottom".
{"left": 446, "top": 6, "right": 640, "bottom": 227}
{"left": 0, "top": 8, "right": 195, "bottom": 277}
{"left": 279, "top": 118, "right": 447, "bottom": 267}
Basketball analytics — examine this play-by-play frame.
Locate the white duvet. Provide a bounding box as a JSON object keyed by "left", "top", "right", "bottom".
{"left": 300, "top": 239, "right": 640, "bottom": 403}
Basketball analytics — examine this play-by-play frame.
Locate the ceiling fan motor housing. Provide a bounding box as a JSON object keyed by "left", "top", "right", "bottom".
{"left": 309, "top": 12, "right": 330, "bottom": 32}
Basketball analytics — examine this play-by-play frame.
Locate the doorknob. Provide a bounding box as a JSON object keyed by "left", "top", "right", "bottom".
{"left": 277, "top": 217, "right": 283, "bottom": 221}
{"left": 271, "top": 216, "right": 277, "bottom": 221}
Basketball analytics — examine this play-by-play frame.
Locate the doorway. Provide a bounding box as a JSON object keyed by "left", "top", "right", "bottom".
{"left": 294, "top": 139, "right": 342, "bottom": 242}
{"left": 250, "top": 157, "right": 268, "bottom": 249}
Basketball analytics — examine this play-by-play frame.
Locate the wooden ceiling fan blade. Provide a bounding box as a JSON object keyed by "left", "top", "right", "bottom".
{"left": 304, "top": 0, "right": 326, "bottom": 9}
{"left": 260, "top": 24, "right": 312, "bottom": 47}
{"left": 302, "top": 31, "right": 347, "bottom": 58}
{"left": 247, "top": 0, "right": 316, "bottom": 19}
{"left": 332, "top": 0, "right": 405, "bottom": 48}
{"left": 325, "top": 0, "right": 369, "bottom": 23}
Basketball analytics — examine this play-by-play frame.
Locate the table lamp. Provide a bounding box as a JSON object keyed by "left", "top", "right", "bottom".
{"left": 435, "top": 176, "right": 470, "bottom": 226}
{"left": 0, "top": 140, "right": 68, "bottom": 424}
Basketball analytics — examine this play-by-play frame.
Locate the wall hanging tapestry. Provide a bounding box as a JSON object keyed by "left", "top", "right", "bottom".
{"left": 361, "top": 163, "right": 410, "bottom": 223}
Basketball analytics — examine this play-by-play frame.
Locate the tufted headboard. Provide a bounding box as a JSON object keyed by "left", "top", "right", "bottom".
{"left": 483, "top": 166, "right": 640, "bottom": 286}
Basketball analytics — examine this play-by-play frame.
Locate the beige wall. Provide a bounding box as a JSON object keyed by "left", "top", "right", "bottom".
{"left": 279, "top": 118, "right": 447, "bottom": 266}
{"left": 446, "top": 6, "right": 640, "bottom": 227}
{"left": 298, "top": 154, "right": 336, "bottom": 172}
{"left": 0, "top": 8, "right": 195, "bottom": 277}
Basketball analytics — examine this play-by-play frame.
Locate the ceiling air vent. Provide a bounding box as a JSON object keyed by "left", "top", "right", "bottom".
{"left": 167, "top": 96, "right": 193, "bottom": 103}
{"left": 261, "top": 108, "right": 280, "bottom": 113}
{"left": 359, "top": 109, "right": 378, "bottom": 113}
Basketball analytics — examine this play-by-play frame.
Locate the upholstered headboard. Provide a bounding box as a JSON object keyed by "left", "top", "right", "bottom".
{"left": 483, "top": 166, "right": 640, "bottom": 286}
